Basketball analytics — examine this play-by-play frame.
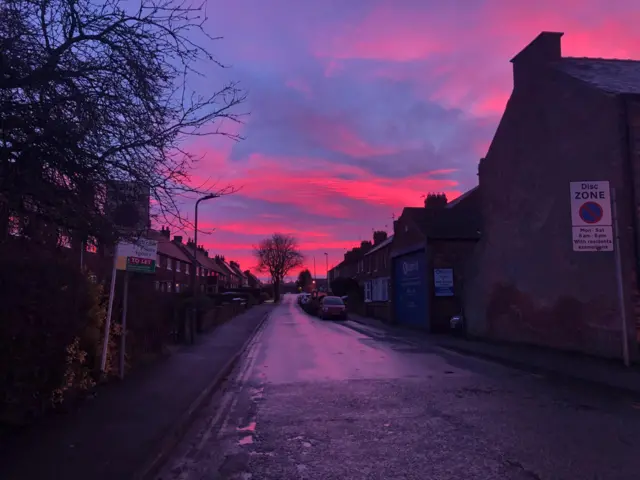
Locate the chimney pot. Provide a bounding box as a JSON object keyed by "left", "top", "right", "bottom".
{"left": 173, "top": 235, "right": 183, "bottom": 244}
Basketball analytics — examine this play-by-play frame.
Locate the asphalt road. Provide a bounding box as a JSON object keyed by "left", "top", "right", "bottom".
{"left": 156, "top": 294, "right": 640, "bottom": 480}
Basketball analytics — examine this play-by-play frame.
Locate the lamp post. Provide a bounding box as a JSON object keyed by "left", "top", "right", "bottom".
{"left": 324, "top": 252, "right": 329, "bottom": 293}
{"left": 191, "top": 193, "right": 217, "bottom": 341}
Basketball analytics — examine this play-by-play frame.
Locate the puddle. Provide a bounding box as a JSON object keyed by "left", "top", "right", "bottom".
{"left": 238, "top": 435, "right": 254, "bottom": 446}
{"left": 237, "top": 421, "right": 257, "bottom": 433}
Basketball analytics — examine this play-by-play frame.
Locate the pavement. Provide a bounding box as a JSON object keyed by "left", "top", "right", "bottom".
{"left": 156, "top": 294, "right": 640, "bottom": 480}
{"left": 0, "top": 303, "right": 272, "bottom": 480}
{"left": 347, "top": 312, "right": 640, "bottom": 395}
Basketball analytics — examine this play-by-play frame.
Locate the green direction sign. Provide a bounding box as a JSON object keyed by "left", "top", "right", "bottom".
{"left": 126, "top": 256, "right": 156, "bottom": 274}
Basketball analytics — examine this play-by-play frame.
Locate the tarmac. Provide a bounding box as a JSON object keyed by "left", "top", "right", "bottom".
{"left": 348, "top": 313, "right": 640, "bottom": 395}
{"left": 0, "top": 303, "right": 273, "bottom": 480}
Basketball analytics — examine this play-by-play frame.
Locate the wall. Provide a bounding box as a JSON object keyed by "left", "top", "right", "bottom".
{"left": 464, "top": 64, "right": 638, "bottom": 360}
{"left": 624, "top": 98, "right": 640, "bottom": 344}
{"left": 428, "top": 239, "right": 478, "bottom": 332}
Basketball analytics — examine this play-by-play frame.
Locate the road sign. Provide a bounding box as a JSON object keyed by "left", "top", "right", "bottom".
{"left": 433, "top": 268, "right": 454, "bottom": 297}
{"left": 569, "top": 181, "right": 613, "bottom": 252}
{"left": 116, "top": 238, "right": 158, "bottom": 273}
{"left": 578, "top": 201, "right": 603, "bottom": 224}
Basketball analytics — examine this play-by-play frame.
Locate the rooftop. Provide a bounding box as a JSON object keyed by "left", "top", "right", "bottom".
{"left": 365, "top": 235, "right": 394, "bottom": 256}
{"left": 556, "top": 57, "right": 640, "bottom": 95}
{"left": 402, "top": 186, "right": 482, "bottom": 240}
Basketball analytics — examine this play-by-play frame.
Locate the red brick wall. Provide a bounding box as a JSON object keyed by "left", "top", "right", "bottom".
{"left": 464, "top": 63, "right": 638, "bottom": 360}
{"left": 428, "top": 239, "right": 478, "bottom": 332}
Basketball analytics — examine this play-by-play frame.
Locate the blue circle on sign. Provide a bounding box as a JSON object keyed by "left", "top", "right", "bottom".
{"left": 579, "top": 202, "right": 603, "bottom": 224}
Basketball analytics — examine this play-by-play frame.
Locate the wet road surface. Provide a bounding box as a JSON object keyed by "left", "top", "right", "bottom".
{"left": 157, "top": 294, "right": 640, "bottom": 480}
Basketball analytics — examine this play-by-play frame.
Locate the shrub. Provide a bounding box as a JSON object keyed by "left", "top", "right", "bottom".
{"left": 0, "top": 242, "right": 114, "bottom": 425}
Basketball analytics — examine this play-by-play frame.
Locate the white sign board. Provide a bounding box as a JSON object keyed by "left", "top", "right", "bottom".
{"left": 569, "top": 181, "right": 613, "bottom": 252}
{"left": 433, "top": 268, "right": 454, "bottom": 297}
{"left": 116, "top": 238, "right": 158, "bottom": 272}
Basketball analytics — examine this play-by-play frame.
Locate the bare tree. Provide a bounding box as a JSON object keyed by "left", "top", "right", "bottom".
{"left": 0, "top": 0, "right": 246, "bottom": 245}
{"left": 254, "top": 233, "right": 304, "bottom": 303}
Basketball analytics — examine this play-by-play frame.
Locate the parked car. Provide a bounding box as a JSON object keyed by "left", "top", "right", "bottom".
{"left": 318, "top": 296, "right": 348, "bottom": 321}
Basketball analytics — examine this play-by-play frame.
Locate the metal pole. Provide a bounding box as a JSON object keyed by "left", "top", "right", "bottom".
{"left": 193, "top": 199, "right": 200, "bottom": 296}
{"left": 119, "top": 271, "right": 130, "bottom": 379}
{"left": 325, "top": 253, "right": 330, "bottom": 293}
{"left": 100, "top": 245, "right": 119, "bottom": 372}
{"left": 313, "top": 256, "right": 317, "bottom": 282}
{"left": 612, "top": 187, "right": 631, "bottom": 367}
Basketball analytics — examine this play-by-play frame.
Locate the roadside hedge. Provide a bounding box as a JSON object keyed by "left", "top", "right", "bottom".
{"left": 0, "top": 242, "right": 115, "bottom": 425}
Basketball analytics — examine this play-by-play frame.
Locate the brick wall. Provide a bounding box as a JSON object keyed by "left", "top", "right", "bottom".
{"left": 464, "top": 60, "right": 638, "bottom": 360}
{"left": 623, "top": 99, "right": 640, "bottom": 344}
{"left": 428, "top": 239, "right": 478, "bottom": 332}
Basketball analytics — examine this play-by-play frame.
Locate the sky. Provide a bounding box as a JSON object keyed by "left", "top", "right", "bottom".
{"left": 169, "top": 0, "right": 640, "bottom": 280}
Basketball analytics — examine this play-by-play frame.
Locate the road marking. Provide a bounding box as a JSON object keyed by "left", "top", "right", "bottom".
{"left": 218, "top": 319, "right": 267, "bottom": 439}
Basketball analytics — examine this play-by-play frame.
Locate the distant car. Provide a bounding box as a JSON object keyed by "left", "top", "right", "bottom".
{"left": 319, "top": 296, "right": 347, "bottom": 321}
{"left": 298, "top": 293, "right": 311, "bottom": 305}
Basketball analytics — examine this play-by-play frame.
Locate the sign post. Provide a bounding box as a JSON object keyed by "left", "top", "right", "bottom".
{"left": 100, "top": 252, "right": 119, "bottom": 373}
{"left": 100, "top": 238, "right": 158, "bottom": 377}
{"left": 612, "top": 188, "right": 630, "bottom": 367}
{"left": 119, "top": 271, "right": 130, "bottom": 379}
{"left": 569, "top": 181, "right": 629, "bottom": 367}
{"left": 569, "top": 181, "right": 613, "bottom": 252}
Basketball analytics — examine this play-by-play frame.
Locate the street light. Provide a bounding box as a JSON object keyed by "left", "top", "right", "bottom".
{"left": 324, "top": 252, "right": 330, "bottom": 293}
{"left": 191, "top": 193, "right": 217, "bottom": 340}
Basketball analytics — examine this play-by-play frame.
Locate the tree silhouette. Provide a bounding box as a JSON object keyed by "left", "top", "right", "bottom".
{"left": 254, "top": 234, "right": 304, "bottom": 303}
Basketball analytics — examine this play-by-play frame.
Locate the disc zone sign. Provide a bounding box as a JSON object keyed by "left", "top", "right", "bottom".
{"left": 569, "top": 181, "right": 613, "bottom": 252}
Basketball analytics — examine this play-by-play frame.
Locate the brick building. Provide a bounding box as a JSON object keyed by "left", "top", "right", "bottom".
{"left": 360, "top": 233, "right": 394, "bottom": 320}
{"left": 464, "top": 31, "right": 640, "bottom": 361}
{"left": 391, "top": 187, "right": 481, "bottom": 331}
{"left": 215, "top": 256, "right": 242, "bottom": 289}
{"left": 228, "top": 261, "right": 249, "bottom": 287}
{"left": 152, "top": 228, "right": 193, "bottom": 293}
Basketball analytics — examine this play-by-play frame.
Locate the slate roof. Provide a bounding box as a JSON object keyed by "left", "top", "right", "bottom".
{"left": 228, "top": 262, "right": 246, "bottom": 279}
{"left": 403, "top": 187, "right": 482, "bottom": 240}
{"left": 365, "top": 235, "right": 394, "bottom": 256}
{"left": 215, "top": 258, "right": 236, "bottom": 277}
{"left": 555, "top": 57, "right": 640, "bottom": 95}
{"left": 148, "top": 230, "right": 192, "bottom": 263}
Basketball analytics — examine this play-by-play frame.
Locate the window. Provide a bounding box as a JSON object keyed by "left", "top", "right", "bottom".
{"left": 85, "top": 237, "right": 98, "bottom": 253}
{"left": 364, "top": 281, "right": 372, "bottom": 302}
{"left": 176, "top": 261, "right": 181, "bottom": 272}
{"left": 155, "top": 281, "right": 160, "bottom": 291}
{"left": 156, "top": 254, "right": 162, "bottom": 268}
{"left": 185, "top": 263, "right": 190, "bottom": 274}
{"left": 8, "top": 216, "right": 20, "bottom": 237}
{"left": 373, "top": 254, "right": 378, "bottom": 272}
{"left": 167, "top": 258, "right": 173, "bottom": 270}
{"left": 371, "top": 277, "right": 390, "bottom": 302}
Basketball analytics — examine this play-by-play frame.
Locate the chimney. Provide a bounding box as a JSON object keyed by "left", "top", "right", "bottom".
{"left": 173, "top": 235, "right": 183, "bottom": 244}
{"left": 160, "top": 226, "right": 170, "bottom": 239}
{"left": 510, "top": 31, "right": 563, "bottom": 90}
{"left": 393, "top": 220, "right": 399, "bottom": 234}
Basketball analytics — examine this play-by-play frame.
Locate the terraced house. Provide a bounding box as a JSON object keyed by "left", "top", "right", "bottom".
{"left": 361, "top": 232, "right": 394, "bottom": 321}
{"left": 465, "top": 31, "right": 640, "bottom": 362}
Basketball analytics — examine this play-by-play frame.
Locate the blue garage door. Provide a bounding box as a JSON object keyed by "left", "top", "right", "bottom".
{"left": 393, "top": 251, "right": 428, "bottom": 328}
